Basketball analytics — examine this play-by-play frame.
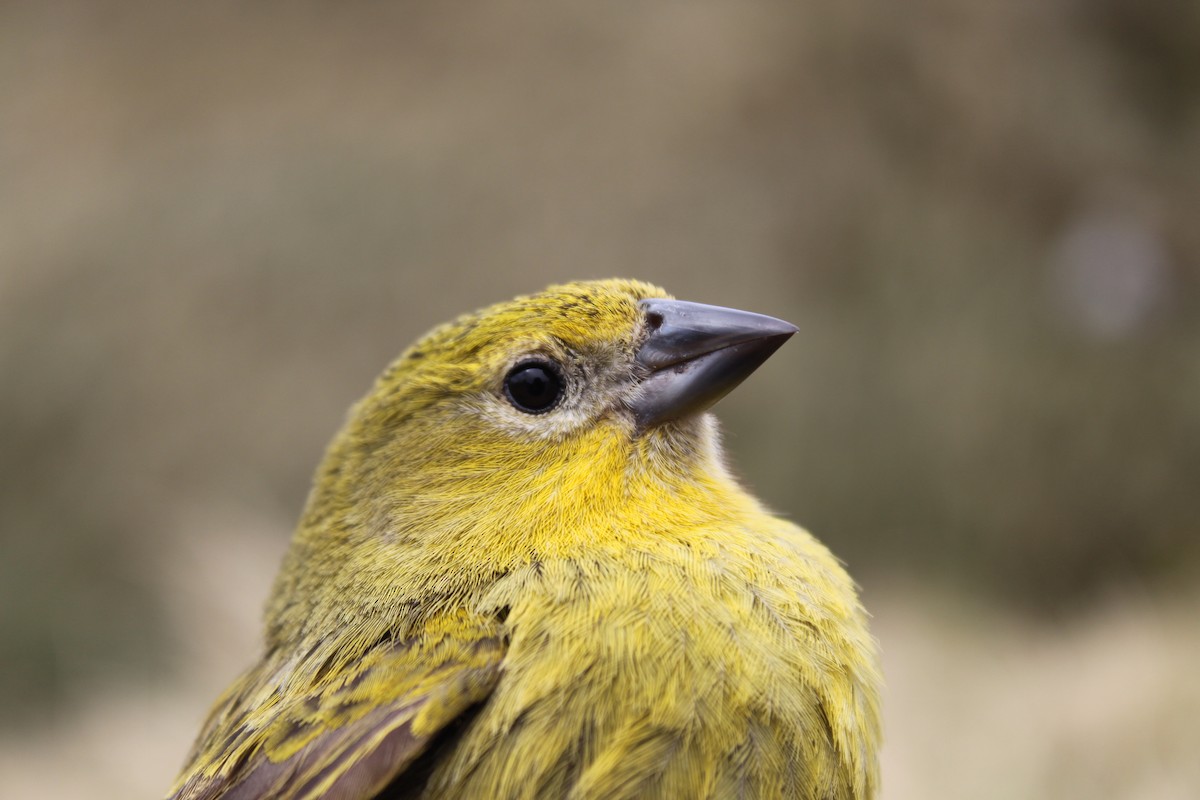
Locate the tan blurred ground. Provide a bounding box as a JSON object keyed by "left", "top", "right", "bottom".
{"left": 2, "top": 2, "right": 1198, "bottom": 797}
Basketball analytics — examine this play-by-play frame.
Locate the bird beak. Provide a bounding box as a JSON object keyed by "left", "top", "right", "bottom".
{"left": 629, "top": 298, "right": 798, "bottom": 429}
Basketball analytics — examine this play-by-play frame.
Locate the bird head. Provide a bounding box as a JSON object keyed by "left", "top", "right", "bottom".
{"left": 269, "top": 279, "right": 796, "bottom": 643}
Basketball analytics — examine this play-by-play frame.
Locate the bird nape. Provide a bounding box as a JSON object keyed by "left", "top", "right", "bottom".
{"left": 168, "top": 279, "right": 881, "bottom": 800}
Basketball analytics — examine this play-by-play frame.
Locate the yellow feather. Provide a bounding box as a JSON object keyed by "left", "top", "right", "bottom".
{"left": 169, "top": 279, "right": 881, "bottom": 800}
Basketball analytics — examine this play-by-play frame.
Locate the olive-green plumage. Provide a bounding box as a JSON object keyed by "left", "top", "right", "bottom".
{"left": 169, "top": 279, "right": 881, "bottom": 800}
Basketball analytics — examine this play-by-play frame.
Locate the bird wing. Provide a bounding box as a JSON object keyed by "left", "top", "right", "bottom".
{"left": 168, "top": 621, "right": 505, "bottom": 800}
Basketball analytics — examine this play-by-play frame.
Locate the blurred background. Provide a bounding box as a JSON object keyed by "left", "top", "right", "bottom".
{"left": 2, "top": 1, "right": 1198, "bottom": 797}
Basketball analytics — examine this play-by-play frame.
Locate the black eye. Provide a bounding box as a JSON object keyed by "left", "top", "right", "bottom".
{"left": 504, "top": 361, "right": 564, "bottom": 414}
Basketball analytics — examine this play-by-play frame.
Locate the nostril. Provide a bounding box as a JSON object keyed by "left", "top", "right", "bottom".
{"left": 645, "top": 311, "right": 664, "bottom": 330}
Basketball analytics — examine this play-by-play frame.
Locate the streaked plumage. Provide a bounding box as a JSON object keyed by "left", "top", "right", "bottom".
{"left": 169, "top": 279, "right": 881, "bottom": 800}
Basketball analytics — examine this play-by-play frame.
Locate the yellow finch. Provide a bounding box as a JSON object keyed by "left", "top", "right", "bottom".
{"left": 168, "top": 279, "right": 881, "bottom": 800}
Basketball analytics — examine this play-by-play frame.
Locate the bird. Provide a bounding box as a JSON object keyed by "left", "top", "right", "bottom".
{"left": 167, "top": 279, "right": 881, "bottom": 800}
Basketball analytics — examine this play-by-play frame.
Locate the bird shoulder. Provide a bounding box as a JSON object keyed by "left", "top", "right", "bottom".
{"left": 168, "top": 614, "right": 505, "bottom": 800}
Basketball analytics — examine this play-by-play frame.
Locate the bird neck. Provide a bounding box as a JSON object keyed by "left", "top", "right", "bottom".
{"left": 264, "top": 413, "right": 763, "bottom": 650}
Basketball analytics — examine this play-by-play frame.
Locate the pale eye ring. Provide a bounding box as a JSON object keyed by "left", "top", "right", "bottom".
{"left": 503, "top": 360, "right": 564, "bottom": 414}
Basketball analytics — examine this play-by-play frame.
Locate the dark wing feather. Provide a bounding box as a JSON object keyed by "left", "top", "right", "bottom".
{"left": 169, "top": 631, "right": 504, "bottom": 800}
